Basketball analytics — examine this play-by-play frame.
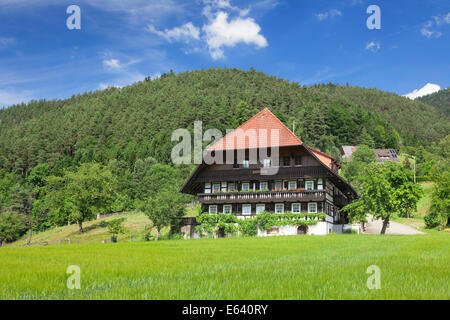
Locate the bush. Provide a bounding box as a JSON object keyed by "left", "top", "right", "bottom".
{"left": 196, "top": 213, "right": 239, "bottom": 237}
{"left": 170, "top": 234, "right": 184, "bottom": 240}
{"left": 425, "top": 211, "right": 441, "bottom": 229}
{"left": 0, "top": 212, "right": 26, "bottom": 244}
{"left": 239, "top": 219, "right": 258, "bottom": 237}
{"left": 106, "top": 218, "right": 126, "bottom": 238}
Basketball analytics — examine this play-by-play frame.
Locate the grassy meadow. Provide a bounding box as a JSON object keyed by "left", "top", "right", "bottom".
{"left": 1, "top": 232, "right": 449, "bottom": 300}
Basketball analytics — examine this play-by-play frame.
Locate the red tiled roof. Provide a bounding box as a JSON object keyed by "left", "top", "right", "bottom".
{"left": 208, "top": 108, "right": 303, "bottom": 151}
{"left": 307, "top": 146, "right": 335, "bottom": 169}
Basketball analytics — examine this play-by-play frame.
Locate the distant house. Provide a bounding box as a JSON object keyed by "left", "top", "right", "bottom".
{"left": 374, "top": 149, "right": 399, "bottom": 162}
{"left": 340, "top": 146, "right": 399, "bottom": 163}
{"left": 181, "top": 108, "right": 358, "bottom": 237}
{"left": 340, "top": 146, "right": 359, "bottom": 161}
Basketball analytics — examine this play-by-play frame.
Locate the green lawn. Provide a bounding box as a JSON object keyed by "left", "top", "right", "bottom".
{"left": 415, "top": 182, "right": 434, "bottom": 216}
{"left": 1, "top": 233, "right": 448, "bottom": 300}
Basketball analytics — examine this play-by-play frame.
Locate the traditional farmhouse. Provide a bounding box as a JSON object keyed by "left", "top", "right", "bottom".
{"left": 181, "top": 109, "right": 358, "bottom": 236}
{"left": 340, "top": 146, "right": 399, "bottom": 163}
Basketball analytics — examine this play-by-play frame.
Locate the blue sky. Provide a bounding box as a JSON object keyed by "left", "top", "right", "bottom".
{"left": 0, "top": 0, "right": 449, "bottom": 107}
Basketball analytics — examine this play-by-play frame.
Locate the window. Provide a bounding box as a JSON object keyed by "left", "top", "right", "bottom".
{"left": 260, "top": 181, "right": 268, "bottom": 191}
{"left": 274, "top": 181, "right": 283, "bottom": 190}
{"left": 288, "top": 181, "right": 297, "bottom": 190}
{"left": 317, "top": 179, "right": 323, "bottom": 190}
{"left": 275, "top": 203, "right": 284, "bottom": 214}
{"left": 263, "top": 158, "right": 271, "bottom": 168}
{"left": 267, "top": 227, "right": 279, "bottom": 235}
{"left": 221, "top": 182, "right": 227, "bottom": 192}
{"left": 305, "top": 180, "right": 314, "bottom": 190}
{"left": 292, "top": 203, "right": 301, "bottom": 213}
{"left": 209, "top": 205, "right": 217, "bottom": 214}
{"left": 256, "top": 204, "right": 265, "bottom": 214}
{"left": 295, "top": 156, "right": 302, "bottom": 166}
{"left": 308, "top": 202, "right": 317, "bottom": 213}
{"left": 212, "top": 183, "right": 221, "bottom": 193}
{"left": 283, "top": 156, "right": 290, "bottom": 167}
{"left": 241, "top": 182, "right": 250, "bottom": 192}
{"left": 204, "top": 183, "right": 211, "bottom": 194}
{"left": 242, "top": 160, "right": 249, "bottom": 168}
{"left": 233, "top": 160, "right": 239, "bottom": 169}
{"left": 228, "top": 183, "right": 236, "bottom": 192}
{"left": 223, "top": 205, "right": 232, "bottom": 214}
{"left": 242, "top": 204, "right": 252, "bottom": 216}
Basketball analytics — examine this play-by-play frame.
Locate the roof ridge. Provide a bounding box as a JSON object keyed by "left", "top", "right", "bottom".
{"left": 208, "top": 108, "right": 302, "bottom": 151}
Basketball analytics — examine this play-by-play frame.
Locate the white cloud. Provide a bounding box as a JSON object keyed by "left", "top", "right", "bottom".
{"left": 147, "top": 22, "right": 200, "bottom": 43}
{"left": 421, "top": 12, "right": 450, "bottom": 38}
{"left": 365, "top": 41, "right": 380, "bottom": 52}
{"left": 202, "top": 0, "right": 250, "bottom": 17}
{"left": 103, "top": 58, "right": 121, "bottom": 69}
{"left": 203, "top": 11, "right": 268, "bottom": 59}
{"left": 404, "top": 83, "right": 441, "bottom": 100}
{"left": 148, "top": 0, "right": 268, "bottom": 60}
{"left": 316, "top": 9, "right": 342, "bottom": 21}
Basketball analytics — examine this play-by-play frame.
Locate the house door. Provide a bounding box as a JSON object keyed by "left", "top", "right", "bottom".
{"left": 217, "top": 228, "right": 225, "bottom": 238}
{"left": 297, "top": 226, "right": 308, "bottom": 235}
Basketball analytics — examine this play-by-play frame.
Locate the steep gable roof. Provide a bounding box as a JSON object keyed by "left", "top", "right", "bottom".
{"left": 208, "top": 108, "right": 302, "bottom": 151}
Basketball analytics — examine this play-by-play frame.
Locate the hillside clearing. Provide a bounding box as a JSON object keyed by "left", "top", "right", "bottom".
{"left": 0, "top": 233, "right": 448, "bottom": 299}
{"left": 11, "top": 212, "right": 160, "bottom": 246}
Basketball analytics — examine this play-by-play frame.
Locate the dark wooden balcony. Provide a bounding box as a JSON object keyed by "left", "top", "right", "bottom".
{"left": 198, "top": 190, "right": 326, "bottom": 204}
{"left": 195, "top": 166, "right": 328, "bottom": 183}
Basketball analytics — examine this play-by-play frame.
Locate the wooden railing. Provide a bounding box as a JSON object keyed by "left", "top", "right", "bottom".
{"left": 198, "top": 190, "right": 326, "bottom": 204}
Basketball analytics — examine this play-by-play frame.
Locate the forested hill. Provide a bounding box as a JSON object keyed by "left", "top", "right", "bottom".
{"left": 0, "top": 68, "right": 448, "bottom": 176}
{"left": 417, "top": 87, "right": 450, "bottom": 116}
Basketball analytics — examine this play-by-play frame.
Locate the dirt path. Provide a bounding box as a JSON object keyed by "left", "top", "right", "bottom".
{"left": 364, "top": 216, "right": 425, "bottom": 235}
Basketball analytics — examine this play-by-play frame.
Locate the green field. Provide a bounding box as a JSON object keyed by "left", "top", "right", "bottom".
{"left": 1, "top": 233, "right": 448, "bottom": 300}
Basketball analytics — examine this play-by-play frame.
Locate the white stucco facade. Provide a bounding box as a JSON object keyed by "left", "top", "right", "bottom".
{"left": 256, "top": 221, "right": 360, "bottom": 236}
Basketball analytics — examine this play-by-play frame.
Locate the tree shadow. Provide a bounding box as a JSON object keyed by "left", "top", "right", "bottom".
{"left": 69, "top": 220, "right": 108, "bottom": 236}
